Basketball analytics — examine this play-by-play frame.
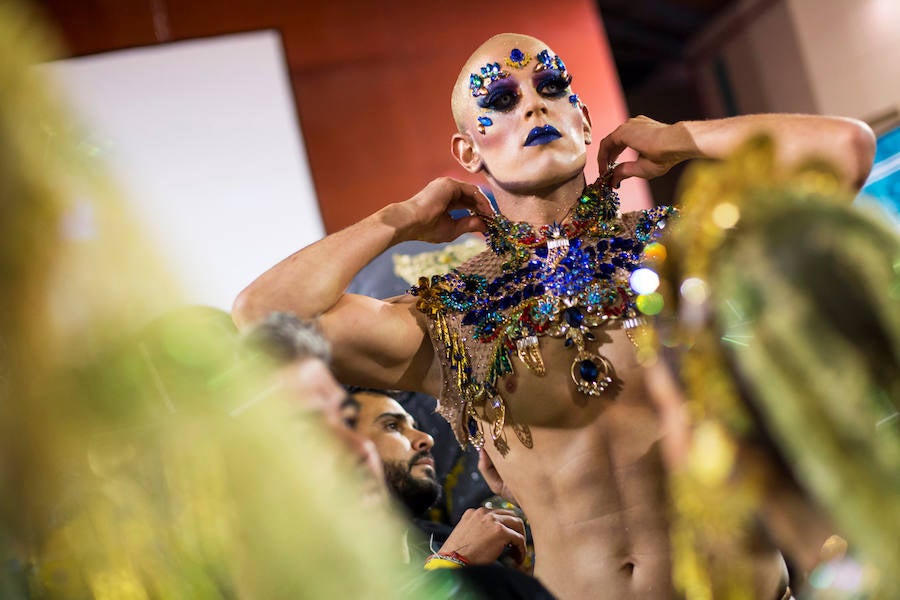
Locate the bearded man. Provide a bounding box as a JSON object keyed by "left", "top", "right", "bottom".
{"left": 345, "top": 388, "right": 532, "bottom": 572}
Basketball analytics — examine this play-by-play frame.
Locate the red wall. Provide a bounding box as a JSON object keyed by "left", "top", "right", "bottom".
{"left": 38, "top": 0, "right": 650, "bottom": 232}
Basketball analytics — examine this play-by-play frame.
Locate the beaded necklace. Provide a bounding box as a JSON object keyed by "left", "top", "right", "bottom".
{"left": 484, "top": 178, "right": 620, "bottom": 270}
{"left": 412, "top": 178, "right": 674, "bottom": 451}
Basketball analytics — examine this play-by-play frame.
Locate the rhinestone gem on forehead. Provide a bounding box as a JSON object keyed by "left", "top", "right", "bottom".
{"left": 469, "top": 62, "right": 509, "bottom": 97}
{"left": 535, "top": 49, "right": 566, "bottom": 73}
{"left": 505, "top": 47, "right": 531, "bottom": 69}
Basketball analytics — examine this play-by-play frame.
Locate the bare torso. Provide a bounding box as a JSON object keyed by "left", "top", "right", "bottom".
{"left": 468, "top": 326, "right": 787, "bottom": 599}
{"left": 477, "top": 326, "right": 672, "bottom": 599}
{"left": 393, "top": 211, "right": 790, "bottom": 598}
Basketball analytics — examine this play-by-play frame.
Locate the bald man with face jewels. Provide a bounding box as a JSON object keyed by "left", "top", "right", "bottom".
{"left": 234, "top": 33, "right": 874, "bottom": 599}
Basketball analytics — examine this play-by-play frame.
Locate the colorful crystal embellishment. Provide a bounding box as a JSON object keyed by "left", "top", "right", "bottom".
{"left": 505, "top": 47, "right": 531, "bottom": 69}
{"left": 535, "top": 49, "right": 566, "bottom": 73}
{"left": 410, "top": 179, "right": 677, "bottom": 448}
{"left": 477, "top": 115, "right": 493, "bottom": 135}
{"left": 469, "top": 62, "right": 509, "bottom": 97}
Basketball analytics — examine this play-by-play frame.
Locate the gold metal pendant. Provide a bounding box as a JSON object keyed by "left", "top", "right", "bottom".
{"left": 570, "top": 350, "right": 615, "bottom": 396}
{"left": 489, "top": 395, "right": 507, "bottom": 440}
{"left": 623, "top": 315, "right": 649, "bottom": 348}
{"left": 624, "top": 316, "right": 658, "bottom": 365}
{"left": 493, "top": 435, "right": 510, "bottom": 457}
{"left": 465, "top": 401, "right": 484, "bottom": 450}
{"left": 489, "top": 396, "right": 511, "bottom": 456}
{"left": 515, "top": 335, "right": 546, "bottom": 376}
{"left": 512, "top": 422, "right": 533, "bottom": 449}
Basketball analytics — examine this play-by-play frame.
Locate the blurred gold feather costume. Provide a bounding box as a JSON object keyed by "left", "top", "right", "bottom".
{"left": 656, "top": 137, "right": 900, "bottom": 598}
{"left": 0, "top": 3, "right": 445, "bottom": 597}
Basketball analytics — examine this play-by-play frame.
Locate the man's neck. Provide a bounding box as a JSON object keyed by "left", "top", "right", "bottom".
{"left": 490, "top": 172, "right": 588, "bottom": 227}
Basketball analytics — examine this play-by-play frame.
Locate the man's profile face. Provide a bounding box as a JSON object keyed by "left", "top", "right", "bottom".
{"left": 451, "top": 34, "right": 592, "bottom": 194}
{"left": 351, "top": 391, "right": 441, "bottom": 515}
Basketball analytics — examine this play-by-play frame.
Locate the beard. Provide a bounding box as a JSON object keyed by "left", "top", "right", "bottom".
{"left": 383, "top": 451, "right": 441, "bottom": 515}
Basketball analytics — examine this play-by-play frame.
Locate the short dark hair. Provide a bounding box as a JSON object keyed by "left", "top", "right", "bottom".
{"left": 241, "top": 312, "right": 331, "bottom": 365}
{"left": 343, "top": 385, "right": 401, "bottom": 400}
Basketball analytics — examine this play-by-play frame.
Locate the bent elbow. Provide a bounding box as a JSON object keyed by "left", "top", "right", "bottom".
{"left": 844, "top": 118, "right": 876, "bottom": 191}
{"left": 231, "top": 286, "right": 262, "bottom": 330}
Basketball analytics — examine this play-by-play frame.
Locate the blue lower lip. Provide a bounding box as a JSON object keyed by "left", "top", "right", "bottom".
{"left": 525, "top": 132, "right": 562, "bottom": 146}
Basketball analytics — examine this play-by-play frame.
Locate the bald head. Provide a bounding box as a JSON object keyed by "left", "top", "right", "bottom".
{"left": 448, "top": 33, "right": 589, "bottom": 191}
{"left": 451, "top": 33, "right": 555, "bottom": 132}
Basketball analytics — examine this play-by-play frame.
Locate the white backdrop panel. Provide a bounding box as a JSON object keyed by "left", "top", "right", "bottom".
{"left": 43, "top": 30, "right": 323, "bottom": 311}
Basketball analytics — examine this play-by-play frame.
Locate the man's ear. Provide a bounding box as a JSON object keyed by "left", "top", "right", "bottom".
{"left": 581, "top": 102, "right": 593, "bottom": 145}
{"left": 451, "top": 132, "right": 483, "bottom": 173}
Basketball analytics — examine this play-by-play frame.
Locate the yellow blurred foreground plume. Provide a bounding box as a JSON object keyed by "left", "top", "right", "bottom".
{"left": 0, "top": 2, "right": 450, "bottom": 598}
{"left": 658, "top": 137, "right": 900, "bottom": 599}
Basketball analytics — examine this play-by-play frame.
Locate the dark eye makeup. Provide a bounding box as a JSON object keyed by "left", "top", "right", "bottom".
{"left": 478, "top": 84, "right": 520, "bottom": 112}
{"left": 476, "top": 71, "right": 573, "bottom": 112}
{"left": 536, "top": 72, "right": 573, "bottom": 98}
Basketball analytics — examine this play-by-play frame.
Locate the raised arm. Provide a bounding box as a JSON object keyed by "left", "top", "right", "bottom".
{"left": 232, "top": 177, "right": 492, "bottom": 391}
{"left": 597, "top": 114, "right": 876, "bottom": 192}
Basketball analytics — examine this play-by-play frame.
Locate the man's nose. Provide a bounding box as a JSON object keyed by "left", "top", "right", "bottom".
{"left": 410, "top": 428, "right": 434, "bottom": 452}
{"left": 523, "top": 89, "right": 549, "bottom": 119}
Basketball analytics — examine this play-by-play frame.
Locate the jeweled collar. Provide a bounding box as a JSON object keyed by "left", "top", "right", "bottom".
{"left": 410, "top": 185, "right": 676, "bottom": 452}
{"left": 483, "top": 178, "right": 620, "bottom": 270}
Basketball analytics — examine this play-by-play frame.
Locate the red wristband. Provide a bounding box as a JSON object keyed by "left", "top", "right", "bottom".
{"left": 435, "top": 551, "right": 471, "bottom": 566}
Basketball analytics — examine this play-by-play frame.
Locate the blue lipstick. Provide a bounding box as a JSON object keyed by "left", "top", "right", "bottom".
{"left": 524, "top": 125, "right": 562, "bottom": 146}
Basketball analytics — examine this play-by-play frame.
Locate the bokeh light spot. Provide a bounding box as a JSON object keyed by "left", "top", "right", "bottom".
{"left": 680, "top": 277, "right": 709, "bottom": 304}
{"left": 712, "top": 202, "right": 740, "bottom": 229}
{"left": 630, "top": 268, "right": 660, "bottom": 295}
{"left": 642, "top": 241, "right": 667, "bottom": 263}
{"left": 636, "top": 292, "right": 664, "bottom": 315}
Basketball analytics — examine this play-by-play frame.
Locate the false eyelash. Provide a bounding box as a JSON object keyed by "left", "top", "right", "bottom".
{"left": 536, "top": 73, "right": 573, "bottom": 97}
{"left": 477, "top": 88, "right": 520, "bottom": 112}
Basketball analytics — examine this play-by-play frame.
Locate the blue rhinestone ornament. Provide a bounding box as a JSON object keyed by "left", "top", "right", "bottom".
{"left": 535, "top": 49, "right": 566, "bottom": 73}
{"left": 571, "top": 352, "right": 615, "bottom": 399}
{"left": 505, "top": 47, "right": 532, "bottom": 69}
{"left": 569, "top": 93, "right": 580, "bottom": 107}
{"left": 469, "top": 62, "right": 508, "bottom": 97}
{"left": 476, "top": 115, "right": 493, "bottom": 135}
{"left": 635, "top": 205, "right": 677, "bottom": 242}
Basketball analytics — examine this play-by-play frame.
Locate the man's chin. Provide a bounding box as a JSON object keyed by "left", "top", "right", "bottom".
{"left": 488, "top": 157, "right": 587, "bottom": 195}
{"left": 403, "top": 476, "right": 441, "bottom": 514}
{"left": 385, "top": 460, "right": 441, "bottom": 514}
